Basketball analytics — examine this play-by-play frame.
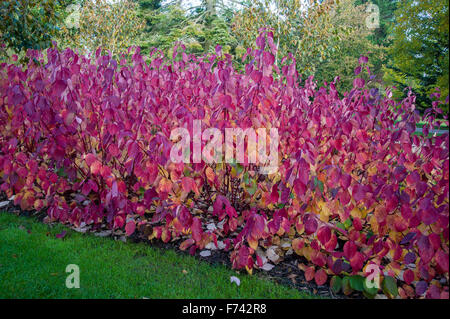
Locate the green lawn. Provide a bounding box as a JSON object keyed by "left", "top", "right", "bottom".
{"left": 0, "top": 212, "right": 315, "bottom": 299}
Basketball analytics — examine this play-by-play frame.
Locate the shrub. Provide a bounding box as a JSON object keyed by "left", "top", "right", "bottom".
{"left": 0, "top": 33, "right": 448, "bottom": 299}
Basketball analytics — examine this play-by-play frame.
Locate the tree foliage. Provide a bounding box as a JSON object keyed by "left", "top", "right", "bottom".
{"left": 384, "top": 0, "right": 449, "bottom": 113}
{"left": 0, "top": 0, "right": 69, "bottom": 58}
{"left": 134, "top": 0, "right": 238, "bottom": 57}
{"left": 60, "top": 0, "right": 145, "bottom": 57}
{"left": 232, "top": 0, "right": 383, "bottom": 90}
{"left": 313, "top": 0, "right": 385, "bottom": 91}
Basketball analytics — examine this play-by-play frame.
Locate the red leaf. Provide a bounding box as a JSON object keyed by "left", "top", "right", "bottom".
{"left": 403, "top": 269, "right": 414, "bottom": 285}
{"left": 435, "top": 250, "right": 449, "bottom": 273}
{"left": 341, "top": 174, "right": 352, "bottom": 189}
{"left": 315, "top": 269, "right": 327, "bottom": 286}
{"left": 191, "top": 217, "right": 202, "bottom": 242}
{"left": 53, "top": 79, "right": 67, "bottom": 96}
{"left": 304, "top": 215, "right": 318, "bottom": 235}
{"left": 293, "top": 179, "right": 307, "bottom": 198}
{"left": 263, "top": 52, "right": 275, "bottom": 66}
{"left": 317, "top": 226, "right": 331, "bottom": 245}
{"left": 55, "top": 230, "right": 67, "bottom": 239}
{"left": 100, "top": 165, "right": 112, "bottom": 178}
{"left": 85, "top": 153, "right": 97, "bottom": 166}
{"left": 324, "top": 233, "right": 337, "bottom": 252}
{"left": 270, "top": 184, "right": 279, "bottom": 204}
{"left": 180, "top": 238, "right": 195, "bottom": 251}
{"left": 292, "top": 238, "right": 304, "bottom": 252}
{"left": 417, "top": 235, "right": 434, "bottom": 263}
{"left": 305, "top": 266, "right": 315, "bottom": 282}
{"left": 251, "top": 70, "right": 262, "bottom": 83}
{"left": 90, "top": 160, "right": 102, "bottom": 175}
{"left": 344, "top": 241, "right": 357, "bottom": 260}
{"left": 181, "top": 177, "right": 197, "bottom": 194}
{"left": 125, "top": 221, "right": 136, "bottom": 236}
{"left": 350, "top": 252, "right": 365, "bottom": 272}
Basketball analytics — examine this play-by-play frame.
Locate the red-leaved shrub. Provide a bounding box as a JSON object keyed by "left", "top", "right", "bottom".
{"left": 0, "top": 32, "right": 448, "bottom": 298}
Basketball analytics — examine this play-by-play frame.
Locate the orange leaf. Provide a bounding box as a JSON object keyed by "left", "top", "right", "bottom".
{"left": 305, "top": 266, "right": 315, "bottom": 281}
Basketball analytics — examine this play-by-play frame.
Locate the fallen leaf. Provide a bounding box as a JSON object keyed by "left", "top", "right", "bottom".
{"left": 73, "top": 226, "right": 88, "bottom": 233}
{"left": 0, "top": 201, "right": 10, "bottom": 208}
{"left": 230, "top": 276, "right": 241, "bottom": 286}
{"left": 55, "top": 230, "right": 67, "bottom": 239}
{"left": 261, "top": 263, "right": 275, "bottom": 271}
{"left": 205, "top": 242, "right": 218, "bottom": 250}
{"left": 94, "top": 230, "right": 112, "bottom": 237}
{"left": 266, "top": 246, "right": 281, "bottom": 263}
{"left": 287, "top": 273, "right": 297, "bottom": 284}
{"left": 216, "top": 241, "right": 226, "bottom": 250}
{"left": 199, "top": 250, "right": 211, "bottom": 257}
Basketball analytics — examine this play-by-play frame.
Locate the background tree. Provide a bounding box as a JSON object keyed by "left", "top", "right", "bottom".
{"left": 134, "top": 0, "right": 238, "bottom": 57}
{"left": 60, "top": 0, "right": 145, "bottom": 57}
{"left": 232, "top": 0, "right": 383, "bottom": 90}
{"left": 232, "top": 0, "right": 339, "bottom": 76}
{"left": 384, "top": 0, "right": 449, "bottom": 113}
{"left": 0, "top": 0, "right": 70, "bottom": 60}
{"left": 356, "top": 0, "right": 398, "bottom": 47}
{"left": 313, "top": 0, "right": 385, "bottom": 91}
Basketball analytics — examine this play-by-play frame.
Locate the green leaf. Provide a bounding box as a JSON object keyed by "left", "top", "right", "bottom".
{"left": 243, "top": 171, "right": 249, "bottom": 184}
{"left": 330, "top": 276, "right": 342, "bottom": 294}
{"left": 247, "top": 179, "right": 257, "bottom": 195}
{"left": 343, "top": 218, "right": 352, "bottom": 229}
{"left": 236, "top": 163, "right": 244, "bottom": 175}
{"left": 349, "top": 275, "right": 365, "bottom": 292}
{"left": 56, "top": 167, "right": 67, "bottom": 178}
{"left": 317, "top": 180, "right": 324, "bottom": 194}
{"left": 382, "top": 276, "right": 398, "bottom": 299}
{"left": 363, "top": 277, "right": 379, "bottom": 297}
{"left": 342, "top": 276, "right": 353, "bottom": 295}
{"left": 362, "top": 291, "right": 377, "bottom": 299}
{"left": 336, "top": 222, "right": 346, "bottom": 232}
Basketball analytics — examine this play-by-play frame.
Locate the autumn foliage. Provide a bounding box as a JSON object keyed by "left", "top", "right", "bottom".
{"left": 0, "top": 32, "right": 448, "bottom": 298}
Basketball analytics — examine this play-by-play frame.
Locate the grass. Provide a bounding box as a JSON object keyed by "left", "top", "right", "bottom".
{"left": 0, "top": 212, "right": 315, "bottom": 299}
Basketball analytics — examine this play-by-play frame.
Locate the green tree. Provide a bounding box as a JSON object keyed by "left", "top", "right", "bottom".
{"left": 384, "top": 0, "right": 449, "bottom": 113}
{"left": 134, "top": 0, "right": 238, "bottom": 57}
{"left": 356, "top": 0, "right": 398, "bottom": 47}
{"left": 233, "top": 0, "right": 339, "bottom": 73}
{"left": 314, "top": 0, "right": 385, "bottom": 91}
{"left": 0, "top": 0, "right": 70, "bottom": 58}
{"left": 59, "top": 0, "right": 145, "bottom": 57}
{"left": 232, "top": 0, "right": 383, "bottom": 90}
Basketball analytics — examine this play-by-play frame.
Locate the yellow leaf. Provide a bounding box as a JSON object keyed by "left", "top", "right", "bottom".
{"left": 370, "top": 215, "right": 379, "bottom": 233}
{"left": 248, "top": 237, "right": 258, "bottom": 250}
